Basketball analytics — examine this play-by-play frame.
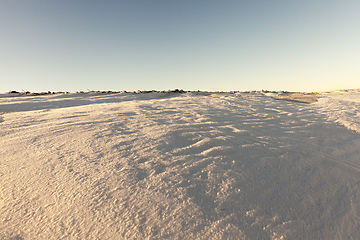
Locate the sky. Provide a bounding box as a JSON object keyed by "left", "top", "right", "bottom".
{"left": 1, "top": 0, "right": 359, "bottom": 93}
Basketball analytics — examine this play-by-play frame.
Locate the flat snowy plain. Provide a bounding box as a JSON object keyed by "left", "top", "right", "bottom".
{"left": 1, "top": 90, "right": 360, "bottom": 239}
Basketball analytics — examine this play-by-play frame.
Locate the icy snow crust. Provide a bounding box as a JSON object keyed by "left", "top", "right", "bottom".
{"left": 1, "top": 91, "right": 360, "bottom": 239}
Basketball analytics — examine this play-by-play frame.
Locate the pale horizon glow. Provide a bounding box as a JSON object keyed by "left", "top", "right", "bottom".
{"left": 1, "top": 1, "right": 359, "bottom": 93}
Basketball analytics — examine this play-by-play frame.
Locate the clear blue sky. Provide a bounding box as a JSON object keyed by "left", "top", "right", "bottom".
{"left": 1, "top": 0, "right": 359, "bottom": 93}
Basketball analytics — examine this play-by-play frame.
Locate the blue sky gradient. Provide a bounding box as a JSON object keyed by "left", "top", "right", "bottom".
{"left": 1, "top": 0, "right": 359, "bottom": 92}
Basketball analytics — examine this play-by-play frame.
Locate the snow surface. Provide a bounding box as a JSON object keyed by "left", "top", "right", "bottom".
{"left": 1, "top": 91, "right": 360, "bottom": 239}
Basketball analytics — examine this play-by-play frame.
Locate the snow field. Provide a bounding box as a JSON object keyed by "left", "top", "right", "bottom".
{"left": 1, "top": 91, "right": 360, "bottom": 239}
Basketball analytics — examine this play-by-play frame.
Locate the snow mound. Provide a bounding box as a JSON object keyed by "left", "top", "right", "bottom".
{"left": 315, "top": 90, "right": 360, "bottom": 133}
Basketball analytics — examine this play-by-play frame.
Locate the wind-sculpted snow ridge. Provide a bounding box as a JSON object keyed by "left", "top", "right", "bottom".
{"left": 314, "top": 90, "right": 360, "bottom": 133}
{"left": 1, "top": 92, "right": 360, "bottom": 239}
